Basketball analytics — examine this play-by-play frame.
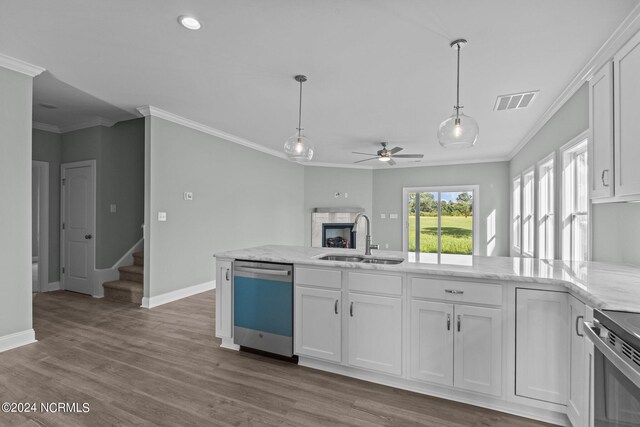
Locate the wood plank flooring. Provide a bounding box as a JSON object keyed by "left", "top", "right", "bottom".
{"left": 0, "top": 291, "right": 553, "bottom": 426}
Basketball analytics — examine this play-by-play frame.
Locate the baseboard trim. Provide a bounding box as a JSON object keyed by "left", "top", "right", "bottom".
{"left": 43, "top": 281, "right": 60, "bottom": 292}
{"left": 0, "top": 329, "right": 37, "bottom": 353}
{"left": 142, "top": 280, "right": 215, "bottom": 309}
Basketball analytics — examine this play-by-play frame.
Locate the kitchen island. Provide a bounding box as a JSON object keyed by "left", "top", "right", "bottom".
{"left": 214, "top": 245, "right": 640, "bottom": 427}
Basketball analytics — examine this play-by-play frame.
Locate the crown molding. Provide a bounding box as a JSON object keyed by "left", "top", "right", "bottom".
{"left": 32, "top": 121, "right": 61, "bottom": 133}
{"left": 508, "top": 3, "right": 640, "bottom": 160}
{"left": 58, "top": 117, "right": 116, "bottom": 133}
{"left": 305, "top": 162, "right": 373, "bottom": 170}
{"left": 137, "top": 105, "right": 289, "bottom": 160}
{"left": 370, "top": 155, "right": 510, "bottom": 170}
{"left": 0, "top": 53, "right": 45, "bottom": 77}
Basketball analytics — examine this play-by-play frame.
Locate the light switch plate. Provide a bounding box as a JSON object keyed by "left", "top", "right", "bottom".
{"left": 183, "top": 192, "right": 193, "bottom": 201}
{"left": 110, "top": 204, "right": 117, "bottom": 213}
{"left": 390, "top": 213, "right": 398, "bottom": 219}
{"left": 158, "top": 212, "right": 167, "bottom": 222}
{"left": 380, "top": 213, "right": 386, "bottom": 219}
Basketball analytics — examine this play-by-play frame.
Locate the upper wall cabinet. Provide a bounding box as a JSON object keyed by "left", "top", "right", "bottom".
{"left": 589, "top": 62, "right": 614, "bottom": 199}
{"left": 614, "top": 31, "right": 640, "bottom": 200}
{"left": 590, "top": 31, "right": 640, "bottom": 203}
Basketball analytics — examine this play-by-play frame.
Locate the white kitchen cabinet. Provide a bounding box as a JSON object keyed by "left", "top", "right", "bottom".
{"left": 348, "top": 292, "right": 402, "bottom": 375}
{"left": 294, "top": 286, "right": 342, "bottom": 362}
{"left": 568, "top": 296, "right": 587, "bottom": 427}
{"left": 215, "top": 259, "right": 233, "bottom": 338}
{"left": 516, "top": 289, "right": 569, "bottom": 405}
{"left": 589, "top": 62, "right": 614, "bottom": 199}
{"left": 410, "top": 300, "right": 502, "bottom": 396}
{"left": 614, "top": 30, "right": 640, "bottom": 199}
{"left": 410, "top": 300, "right": 454, "bottom": 385}
{"left": 454, "top": 305, "right": 502, "bottom": 396}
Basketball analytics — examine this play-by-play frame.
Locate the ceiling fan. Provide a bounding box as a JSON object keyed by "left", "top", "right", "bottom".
{"left": 352, "top": 142, "right": 424, "bottom": 166}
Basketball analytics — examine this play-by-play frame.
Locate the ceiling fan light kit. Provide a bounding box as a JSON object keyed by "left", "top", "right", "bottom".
{"left": 284, "top": 75, "right": 314, "bottom": 162}
{"left": 352, "top": 142, "right": 424, "bottom": 166}
{"left": 438, "top": 38, "right": 479, "bottom": 149}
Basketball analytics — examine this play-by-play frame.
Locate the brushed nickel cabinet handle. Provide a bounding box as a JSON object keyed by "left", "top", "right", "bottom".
{"left": 335, "top": 299, "right": 339, "bottom": 315}
{"left": 457, "top": 315, "right": 461, "bottom": 332}
{"left": 601, "top": 169, "right": 609, "bottom": 187}
{"left": 225, "top": 268, "right": 230, "bottom": 281}
{"left": 350, "top": 302, "right": 354, "bottom": 317}
{"left": 445, "top": 289, "right": 464, "bottom": 295}
{"left": 576, "top": 315, "right": 584, "bottom": 337}
{"left": 447, "top": 313, "right": 451, "bottom": 331}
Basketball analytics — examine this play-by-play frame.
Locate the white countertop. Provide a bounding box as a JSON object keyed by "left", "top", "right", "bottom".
{"left": 215, "top": 245, "right": 640, "bottom": 312}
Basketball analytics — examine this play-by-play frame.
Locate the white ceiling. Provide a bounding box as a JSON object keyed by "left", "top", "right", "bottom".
{"left": 1, "top": 0, "right": 638, "bottom": 166}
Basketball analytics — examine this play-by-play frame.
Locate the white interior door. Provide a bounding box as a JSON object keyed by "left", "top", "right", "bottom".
{"left": 61, "top": 161, "right": 96, "bottom": 295}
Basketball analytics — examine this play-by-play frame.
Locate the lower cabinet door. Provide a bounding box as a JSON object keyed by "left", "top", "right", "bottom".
{"left": 453, "top": 305, "right": 502, "bottom": 396}
{"left": 294, "top": 286, "right": 341, "bottom": 362}
{"left": 410, "top": 300, "right": 454, "bottom": 386}
{"left": 568, "top": 296, "right": 586, "bottom": 427}
{"left": 348, "top": 293, "right": 402, "bottom": 375}
{"left": 516, "top": 289, "right": 569, "bottom": 404}
{"left": 215, "top": 260, "right": 232, "bottom": 338}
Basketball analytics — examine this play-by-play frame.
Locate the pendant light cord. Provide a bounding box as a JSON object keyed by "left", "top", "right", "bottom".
{"left": 455, "top": 42, "right": 461, "bottom": 118}
{"left": 298, "top": 79, "right": 303, "bottom": 135}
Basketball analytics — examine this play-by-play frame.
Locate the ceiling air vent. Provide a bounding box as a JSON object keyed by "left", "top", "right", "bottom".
{"left": 494, "top": 91, "right": 539, "bottom": 111}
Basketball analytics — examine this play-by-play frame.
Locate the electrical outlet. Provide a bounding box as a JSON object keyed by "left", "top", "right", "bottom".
{"left": 380, "top": 213, "right": 386, "bottom": 219}
{"left": 110, "top": 204, "right": 117, "bottom": 213}
{"left": 385, "top": 243, "right": 389, "bottom": 249}
{"left": 344, "top": 192, "right": 348, "bottom": 198}
{"left": 183, "top": 192, "right": 193, "bottom": 201}
{"left": 390, "top": 213, "right": 398, "bottom": 219}
{"left": 158, "top": 212, "right": 167, "bottom": 222}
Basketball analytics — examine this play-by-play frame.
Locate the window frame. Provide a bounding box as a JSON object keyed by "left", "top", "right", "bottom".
{"left": 511, "top": 175, "right": 522, "bottom": 255}
{"left": 521, "top": 167, "right": 536, "bottom": 258}
{"left": 402, "top": 185, "right": 480, "bottom": 258}
{"left": 537, "top": 153, "right": 556, "bottom": 260}
{"left": 560, "top": 131, "right": 590, "bottom": 261}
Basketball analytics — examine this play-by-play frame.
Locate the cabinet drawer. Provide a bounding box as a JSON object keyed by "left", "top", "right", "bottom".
{"left": 411, "top": 277, "right": 502, "bottom": 306}
{"left": 295, "top": 267, "right": 341, "bottom": 289}
{"left": 348, "top": 272, "right": 402, "bottom": 296}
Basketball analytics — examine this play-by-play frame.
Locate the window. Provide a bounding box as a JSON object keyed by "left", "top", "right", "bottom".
{"left": 512, "top": 176, "right": 522, "bottom": 253}
{"left": 403, "top": 186, "right": 478, "bottom": 263}
{"left": 522, "top": 168, "right": 535, "bottom": 257}
{"left": 561, "top": 136, "right": 589, "bottom": 261}
{"left": 537, "top": 155, "right": 555, "bottom": 259}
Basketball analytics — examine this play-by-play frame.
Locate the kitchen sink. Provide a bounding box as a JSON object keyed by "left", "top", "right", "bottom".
{"left": 318, "top": 255, "right": 366, "bottom": 262}
{"left": 317, "top": 255, "right": 404, "bottom": 264}
{"left": 361, "top": 258, "right": 404, "bottom": 265}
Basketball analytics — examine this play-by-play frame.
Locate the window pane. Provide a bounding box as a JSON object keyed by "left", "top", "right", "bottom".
{"left": 440, "top": 192, "right": 473, "bottom": 255}
{"left": 418, "top": 192, "right": 439, "bottom": 253}
{"left": 573, "top": 213, "right": 588, "bottom": 261}
{"left": 575, "top": 151, "right": 588, "bottom": 213}
{"left": 538, "top": 161, "right": 554, "bottom": 259}
{"left": 522, "top": 171, "right": 535, "bottom": 256}
{"left": 513, "top": 177, "right": 521, "bottom": 248}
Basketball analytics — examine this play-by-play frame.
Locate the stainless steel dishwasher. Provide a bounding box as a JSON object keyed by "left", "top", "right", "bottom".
{"left": 233, "top": 260, "right": 293, "bottom": 357}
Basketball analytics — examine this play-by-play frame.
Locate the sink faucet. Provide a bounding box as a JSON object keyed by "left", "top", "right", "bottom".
{"left": 352, "top": 213, "right": 379, "bottom": 255}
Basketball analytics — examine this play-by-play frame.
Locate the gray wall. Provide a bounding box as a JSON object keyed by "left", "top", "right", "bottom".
{"left": 371, "top": 162, "right": 511, "bottom": 256}
{"left": 61, "top": 119, "right": 144, "bottom": 269}
{"left": 0, "top": 66, "right": 33, "bottom": 338}
{"left": 145, "top": 117, "right": 305, "bottom": 298}
{"left": 303, "top": 166, "right": 373, "bottom": 245}
{"left": 510, "top": 83, "right": 589, "bottom": 177}
{"left": 32, "top": 129, "right": 62, "bottom": 282}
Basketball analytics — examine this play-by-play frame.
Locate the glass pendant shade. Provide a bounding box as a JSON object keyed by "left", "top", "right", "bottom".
{"left": 284, "top": 131, "right": 314, "bottom": 162}
{"left": 438, "top": 111, "right": 479, "bottom": 148}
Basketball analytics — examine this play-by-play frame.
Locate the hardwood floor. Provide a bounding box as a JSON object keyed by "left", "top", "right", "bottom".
{"left": 0, "top": 291, "right": 552, "bottom": 426}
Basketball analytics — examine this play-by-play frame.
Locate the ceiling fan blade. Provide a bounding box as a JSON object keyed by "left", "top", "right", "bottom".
{"left": 353, "top": 157, "right": 379, "bottom": 164}
{"left": 393, "top": 154, "right": 424, "bottom": 159}
{"left": 387, "top": 158, "right": 396, "bottom": 166}
{"left": 352, "top": 151, "right": 377, "bottom": 156}
{"left": 388, "top": 146, "right": 403, "bottom": 154}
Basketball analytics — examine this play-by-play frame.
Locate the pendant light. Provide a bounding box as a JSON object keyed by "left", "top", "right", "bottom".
{"left": 437, "top": 39, "right": 479, "bottom": 148}
{"left": 284, "top": 75, "right": 314, "bottom": 162}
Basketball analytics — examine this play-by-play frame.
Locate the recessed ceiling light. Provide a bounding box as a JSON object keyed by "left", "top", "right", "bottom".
{"left": 178, "top": 15, "right": 201, "bottom": 30}
{"left": 38, "top": 103, "right": 57, "bottom": 109}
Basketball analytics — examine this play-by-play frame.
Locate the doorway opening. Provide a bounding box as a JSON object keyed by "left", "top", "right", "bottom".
{"left": 32, "top": 161, "right": 49, "bottom": 293}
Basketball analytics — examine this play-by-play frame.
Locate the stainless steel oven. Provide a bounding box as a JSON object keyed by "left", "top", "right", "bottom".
{"left": 584, "top": 309, "right": 640, "bottom": 427}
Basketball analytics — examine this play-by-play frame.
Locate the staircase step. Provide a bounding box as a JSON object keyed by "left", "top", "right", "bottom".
{"left": 133, "top": 251, "right": 144, "bottom": 267}
{"left": 103, "top": 280, "right": 143, "bottom": 304}
{"left": 119, "top": 265, "right": 143, "bottom": 283}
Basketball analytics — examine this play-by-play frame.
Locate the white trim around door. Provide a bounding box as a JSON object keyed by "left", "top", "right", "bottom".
{"left": 32, "top": 161, "right": 49, "bottom": 293}
{"left": 60, "top": 160, "right": 97, "bottom": 295}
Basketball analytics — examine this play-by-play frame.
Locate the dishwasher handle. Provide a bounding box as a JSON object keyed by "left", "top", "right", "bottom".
{"left": 234, "top": 266, "right": 291, "bottom": 276}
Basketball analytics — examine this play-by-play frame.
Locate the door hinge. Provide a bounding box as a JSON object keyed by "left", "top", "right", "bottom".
{"left": 61, "top": 178, "right": 66, "bottom": 186}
